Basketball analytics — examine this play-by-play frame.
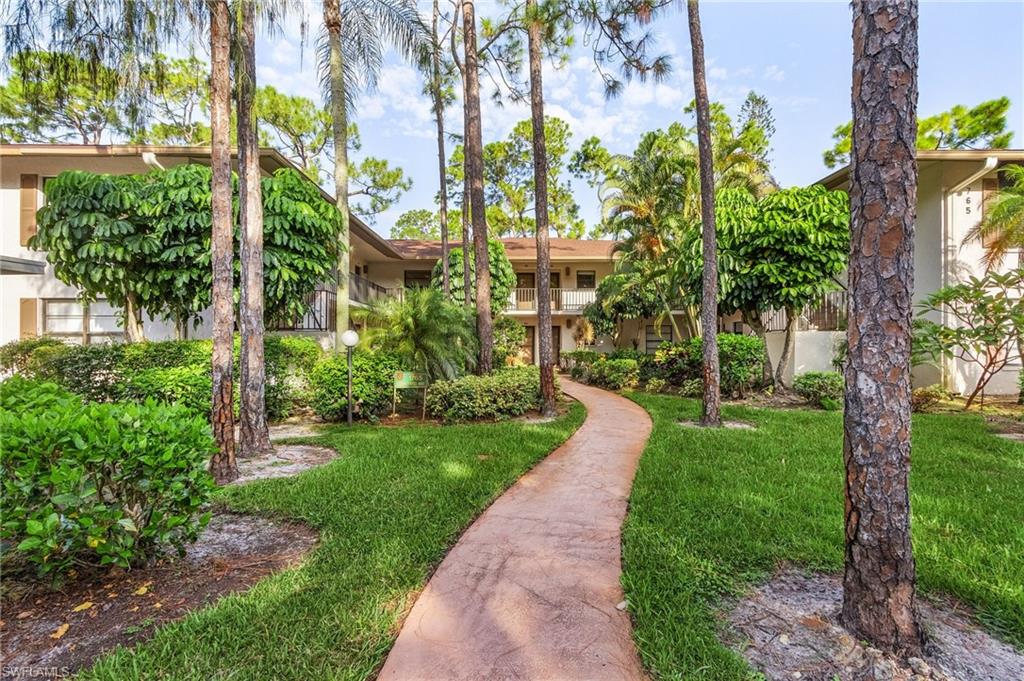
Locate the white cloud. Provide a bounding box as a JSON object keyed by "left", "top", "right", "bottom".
{"left": 762, "top": 64, "right": 785, "bottom": 82}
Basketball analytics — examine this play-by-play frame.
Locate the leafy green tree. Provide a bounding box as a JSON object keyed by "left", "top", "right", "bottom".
{"left": 582, "top": 271, "right": 662, "bottom": 346}
{"left": 31, "top": 166, "right": 340, "bottom": 337}
{"left": 431, "top": 240, "right": 516, "bottom": 316}
{"left": 391, "top": 209, "right": 442, "bottom": 239}
{"left": 255, "top": 85, "right": 332, "bottom": 180}
{"left": 678, "top": 185, "right": 849, "bottom": 387}
{"left": 131, "top": 54, "right": 213, "bottom": 145}
{"left": 445, "top": 117, "right": 584, "bottom": 238}
{"left": 914, "top": 269, "right": 1024, "bottom": 409}
{"left": 823, "top": 97, "right": 1014, "bottom": 168}
{"left": 964, "top": 164, "right": 1024, "bottom": 270}
{"left": 0, "top": 51, "right": 127, "bottom": 144}
{"left": 357, "top": 287, "right": 477, "bottom": 380}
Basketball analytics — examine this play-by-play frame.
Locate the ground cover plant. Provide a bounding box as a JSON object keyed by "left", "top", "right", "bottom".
{"left": 76, "top": 404, "right": 585, "bottom": 680}
{"left": 621, "top": 392, "right": 1024, "bottom": 678}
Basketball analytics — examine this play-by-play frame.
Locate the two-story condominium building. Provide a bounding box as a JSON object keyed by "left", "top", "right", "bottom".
{"left": 4, "top": 144, "right": 1023, "bottom": 397}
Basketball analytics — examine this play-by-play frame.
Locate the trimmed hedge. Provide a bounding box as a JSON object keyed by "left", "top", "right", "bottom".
{"left": 0, "top": 335, "right": 322, "bottom": 420}
{"left": 588, "top": 358, "right": 640, "bottom": 390}
{"left": 0, "top": 336, "right": 66, "bottom": 374}
{"left": 0, "top": 377, "right": 215, "bottom": 579}
{"left": 426, "top": 366, "right": 547, "bottom": 422}
{"left": 793, "top": 371, "right": 844, "bottom": 410}
{"left": 309, "top": 351, "right": 399, "bottom": 422}
{"left": 652, "top": 335, "right": 766, "bottom": 395}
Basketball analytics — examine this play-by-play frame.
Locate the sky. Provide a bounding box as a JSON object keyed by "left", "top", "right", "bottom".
{"left": 254, "top": 1, "right": 1024, "bottom": 237}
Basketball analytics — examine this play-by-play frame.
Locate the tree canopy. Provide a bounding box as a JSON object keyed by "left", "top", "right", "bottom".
{"left": 431, "top": 240, "right": 516, "bottom": 316}
{"left": 32, "top": 165, "right": 341, "bottom": 334}
{"left": 823, "top": 97, "right": 1014, "bottom": 168}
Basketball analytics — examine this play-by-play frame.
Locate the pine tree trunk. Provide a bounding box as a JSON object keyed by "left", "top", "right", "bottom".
{"left": 527, "top": 0, "right": 555, "bottom": 415}
{"left": 842, "top": 0, "right": 923, "bottom": 656}
{"left": 208, "top": 0, "right": 237, "bottom": 485}
{"left": 432, "top": 0, "right": 451, "bottom": 296}
{"left": 774, "top": 306, "right": 798, "bottom": 389}
{"left": 687, "top": 0, "right": 721, "bottom": 427}
{"left": 237, "top": 1, "right": 272, "bottom": 457}
{"left": 324, "top": 0, "right": 351, "bottom": 348}
{"left": 461, "top": 0, "right": 492, "bottom": 373}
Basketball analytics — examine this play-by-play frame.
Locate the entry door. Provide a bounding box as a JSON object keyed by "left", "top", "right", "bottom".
{"left": 549, "top": 272, "right": 561, "bottom": 311}
{"left": 551, "top": 326, "right": 561, "bottom": 367}
{"left": 521, "top": 325, "right": 536, "bottom": 364}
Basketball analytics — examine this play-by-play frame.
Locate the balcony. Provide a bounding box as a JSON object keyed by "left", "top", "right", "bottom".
{"left": 506, "top": 288, "right": 597, "bottom": 314}
{"left": 349, "top": 273, "right": 398, "bottom": 305}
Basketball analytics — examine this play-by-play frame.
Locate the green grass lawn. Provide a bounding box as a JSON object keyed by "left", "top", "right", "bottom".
{"left": 622, "top": 393, "right": 1024, "bottom": 680}
{"left": 80, "top": 405, "right": 585, "bottom": 681}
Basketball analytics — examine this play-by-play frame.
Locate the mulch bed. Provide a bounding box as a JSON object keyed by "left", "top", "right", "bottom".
{"left": 723, "top": 569, "right": 1024, "bottom": 681}
{"left": 1, "top": 513, "right": 317, "bottom": 679}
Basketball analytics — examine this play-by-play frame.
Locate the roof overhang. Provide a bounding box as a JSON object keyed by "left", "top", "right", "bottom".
{"left": 0, "top": 255, "right": 46, "bottom": 275}
{"left": 814, "top": 148, "right": 1024, "bottom": 189}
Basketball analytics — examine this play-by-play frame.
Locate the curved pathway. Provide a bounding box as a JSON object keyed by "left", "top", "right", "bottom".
{"left": 378, "top": 379, "right": 653, "bottom": 681}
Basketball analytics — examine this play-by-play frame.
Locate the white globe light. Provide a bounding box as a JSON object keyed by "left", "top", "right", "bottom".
{"left": 340, "top": 329, "right": 360, "bottom": 348}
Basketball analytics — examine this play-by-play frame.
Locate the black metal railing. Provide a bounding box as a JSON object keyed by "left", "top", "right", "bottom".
{"left": 270, "top": 285, "right": 337, "bottom": 332}
{"left": 349, "top": 273, "right": 393, "bottom": 305}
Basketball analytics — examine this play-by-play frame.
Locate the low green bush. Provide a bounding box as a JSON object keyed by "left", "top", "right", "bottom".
{"left": 679, "top": 378, "right": 703, "bottom": 398}
{"left": 121, "top": 364, "right": 212, "bottom": 417}
{"left": 793, "top": 371, "right": 845, "bottom": 409}
{"left": 562, "top": 349, "right": 601, "bottom": 372}
{"left": 426, "top": 366, "right": 546, "bottom": 422}
{"left": 309, "top": 351, "right": 399, "bottom": 421}
{"left": 588, "top": 358, "right": 640, "bottom": 391}
{"left": 2, "top": 336, "right": 321, "bottom": 421}
{"left": 493, "top": 316, "right": 527, "bottom": 367}
{"left": 0, "top": 377, "right": 215, "bottom": 579}
{"left": 0, "top": 337, "right": 67, "bottom": 374}
{"left": 652, "top": 335, "right": 766, "bottom": 395}
{"left": 645, "top": 377, "right": 667, "bottom": 393}
{"left": 911, "top": 384, "right": 950, "bottom": 413}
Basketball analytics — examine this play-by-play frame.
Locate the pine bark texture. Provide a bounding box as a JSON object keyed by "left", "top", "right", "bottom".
{"left": 527, "top": 0, "right": 556, "bottom": 415}
{"left": 208, "top": 0, "right": 237, "bottom": 485}
{"left": 432, "top": 0, "right": 451, "bottom": 295}
{"left": 842, "top": 0, "right": 923, "bottom": 656}
{"left": 237, "top": 2, "right": 272, "bottom": 457}
{"left": 461, "top": 0, "right": 493, "bottom": 372}
{"left": 324, "top": 0, "right": 351, "bottom": 347}
{"left": 686, "top": 0, "right": 721, "bottom": 427}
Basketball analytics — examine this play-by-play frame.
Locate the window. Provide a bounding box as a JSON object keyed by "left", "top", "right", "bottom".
{"left": 404, "top": 270, "right": 433, "bottom": 288}
{"left": 576, "top": 271, "right": 596, "bottom": 289}
{"left": 645, "top": 323, "right": 672, "bottom": 354}
{"left": 43, "top": 299, "right": 122, "bottom": 344}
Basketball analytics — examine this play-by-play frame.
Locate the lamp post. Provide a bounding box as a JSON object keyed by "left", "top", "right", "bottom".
{"left": 340, "top": 329, "right": 360, "bottom": 426}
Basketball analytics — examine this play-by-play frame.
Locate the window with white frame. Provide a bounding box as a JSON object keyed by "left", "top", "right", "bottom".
{"left": 42, "top": 299, "right": 122, "bottom": 344}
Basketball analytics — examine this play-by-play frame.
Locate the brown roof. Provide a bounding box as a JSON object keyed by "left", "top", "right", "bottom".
{"left": 815, "top": 148, "right": 1024, "bottom": 189}
{"left": 388, "top": 238, "right": 618, "bottom": 261}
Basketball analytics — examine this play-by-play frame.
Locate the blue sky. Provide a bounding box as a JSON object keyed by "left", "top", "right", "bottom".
{"left": 254, "top": 0, "right": 1024, "bottom": 237}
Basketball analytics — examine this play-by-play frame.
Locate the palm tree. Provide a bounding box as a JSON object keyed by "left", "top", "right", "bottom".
{"left": 208, "top": 0, "right": 237, "bottom": 483}
{"left": 320, "top": 0, "right": 426, "bottom": 352}
{"left": 965, "top": 164, "right": 1024, "bottom": 270}
{"left": 843, "top": 0, "right": 923, "bottom": 655}
{"left": 236, "top": 0, "right": 273, "bottom": 457}
{"left": 357, "top": 287, "right": 477, "bottom": 380}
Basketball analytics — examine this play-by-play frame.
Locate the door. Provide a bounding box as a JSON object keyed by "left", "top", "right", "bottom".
{"left": 521, "top": 325, "right": 536, "bottom": 364}
{"left": 516, "top": 273, "right": 535, "bottom": 310}
{"left": 549, "top": 272, "right": 561, "bottom": 311}
{"left": 551, "top": 326, "right": 561, "bottom": 367}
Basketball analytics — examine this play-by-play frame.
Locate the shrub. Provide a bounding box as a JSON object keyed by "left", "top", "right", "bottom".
{"left": 562, "top": 349, "right": 601, "bottom": 372}
{"left": 652, "top": 335, "right": 766, "bottom": 395}
{"left": 645, "top": 377, "right": 667, "bottom": 393}
{"left": 121, "top": 364, "right": 212, "bottom": 417}
{"left": 493, "top": 316, "right": 527, "bottom": 367}
{"left": 0, "top": 377, "right": 215, "bottom": 579}
{"left": 793, "top": 371, "right": 845, "bottom": 409}
{"left": 309, "top": 351, "right": 399, "bottom": 421}
{"left": 426, "top": 366, "right": 547, "bottom": 422}
{"left": 264, "top": 336, "right": 323, "bottom": 419}
{"left": 679, "top": 378, "right": 703, "bottom": 398}
{"left": 912, "top": 384, "right": 950, "bottom": 413}
{"left": 588, "top": 358, "right": 639, "bottom": 391}
{"left": 0, "top": 337, "right": 67, "bottom": 374}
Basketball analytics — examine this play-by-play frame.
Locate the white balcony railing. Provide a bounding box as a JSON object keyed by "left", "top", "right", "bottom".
{"left": 507, "top": 288, "right": 597, "bottom": 313}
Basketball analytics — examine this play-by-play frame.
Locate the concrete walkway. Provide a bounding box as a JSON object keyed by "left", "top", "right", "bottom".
{"left": 377, "top": 379, "right": 653, "bottom": 681}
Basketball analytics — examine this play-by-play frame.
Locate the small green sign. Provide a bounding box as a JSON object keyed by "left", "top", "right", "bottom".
{"left": 394, "top": 371, "right": 428, "bottom": 389}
